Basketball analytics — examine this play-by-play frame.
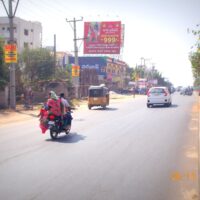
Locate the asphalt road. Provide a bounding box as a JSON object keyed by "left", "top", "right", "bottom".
{"left": 0, "top": 93, "right": 199, "bottom": 200}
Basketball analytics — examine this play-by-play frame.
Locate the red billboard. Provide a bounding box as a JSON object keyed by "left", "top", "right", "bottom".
{"left": 84, "top": 21, "right": 121, "bottom": 54}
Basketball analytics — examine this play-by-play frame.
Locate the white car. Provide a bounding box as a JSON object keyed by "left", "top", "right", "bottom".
{"left": 147, "top": 87, "right": 172, "bottom": 108}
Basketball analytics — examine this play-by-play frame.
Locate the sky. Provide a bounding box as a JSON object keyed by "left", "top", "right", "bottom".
{"left": 0, "top": 0, "right": 200, "bottom": 87}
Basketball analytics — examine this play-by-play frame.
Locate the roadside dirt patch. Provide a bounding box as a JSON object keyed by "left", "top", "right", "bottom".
{"left": 0, "top": 106, "right": 39, "bottom": 126}
{"left": 0, "top": 94, "right": 144, "bottom": 126}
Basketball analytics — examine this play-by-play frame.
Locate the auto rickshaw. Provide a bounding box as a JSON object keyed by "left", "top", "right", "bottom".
{"left": 88, "top": 85, "right": 109, "bottom": 109}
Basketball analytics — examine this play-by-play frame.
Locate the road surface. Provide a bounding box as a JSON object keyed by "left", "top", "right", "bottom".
{"left": 0, "top": 93, "right": 199, "bottom": 200}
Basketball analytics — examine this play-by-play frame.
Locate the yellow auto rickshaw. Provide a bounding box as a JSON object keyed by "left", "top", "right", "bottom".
{"left": 88, "top": 85, "right": 109, "bottom": 109}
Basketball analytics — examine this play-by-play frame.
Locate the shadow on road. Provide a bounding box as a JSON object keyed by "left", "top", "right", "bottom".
{"left": 169, "top": 104, "right": 179, "bottom": 108}
{"left": 45, "top": 132, "right": 86, "bottom": 143}
{"left": 150, "top": 104, "right": 178, "bottom": 109}
{"left": 91, "top": 107, "right": 118, "bottom": 111}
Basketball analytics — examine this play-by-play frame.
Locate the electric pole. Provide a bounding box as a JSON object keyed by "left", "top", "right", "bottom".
{"left": 54, "top": 34, "right": 56, "bottom": 79}
{"left": 1, "top": 0, "right": 19, "bottom": 109}
{"left": 66, "top": 17, "right": 83, "bottom": 98}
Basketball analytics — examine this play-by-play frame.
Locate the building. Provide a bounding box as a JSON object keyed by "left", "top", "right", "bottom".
{"left": 67, "top": 56, "right": 129, "bottom": 95}
{"left": 0, "top": 17, "right": 42, "bottom": 52}
{"left": 106, "top": 57, "right": 128, "bottom": 90}
{"left": 56, "top": 51, "right": 73, "bottom": 68}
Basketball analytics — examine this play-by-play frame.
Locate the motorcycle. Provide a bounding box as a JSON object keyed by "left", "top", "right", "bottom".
{"left": 185, "top": 90, "right": 193, "bottom": 96}
{"left": 47, "top": 112, "right": 72, "bottom": 140}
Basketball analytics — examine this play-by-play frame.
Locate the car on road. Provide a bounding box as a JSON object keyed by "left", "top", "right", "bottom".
{"left": 147, "top": 86, "right": 172, "bottom": 108}
{"left": 180, "top": 87, "right": 186, "bottom": 95}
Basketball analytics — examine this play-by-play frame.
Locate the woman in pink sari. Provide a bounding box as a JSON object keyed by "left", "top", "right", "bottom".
{"left": 47, "top": 91, "right": 62, "bottom": 117}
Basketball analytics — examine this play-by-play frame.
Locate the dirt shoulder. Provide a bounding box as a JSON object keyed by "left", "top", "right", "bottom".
{"left": 0, "top": 94, "right": 142, "bottom": 126}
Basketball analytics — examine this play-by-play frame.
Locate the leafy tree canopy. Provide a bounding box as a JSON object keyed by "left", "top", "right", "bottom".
{"left": 0, "top": 42, "right": 9, "bottom": 90}
{"left": 189, "top": 24, "right": 200, "bottom": 86}
{"left": 20, "top": 48, "right": 54, "bottom": 86}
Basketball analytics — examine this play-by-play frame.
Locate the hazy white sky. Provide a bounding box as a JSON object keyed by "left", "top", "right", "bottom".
{"left": 1, "top": 0, "right": 200, "bottom": 86}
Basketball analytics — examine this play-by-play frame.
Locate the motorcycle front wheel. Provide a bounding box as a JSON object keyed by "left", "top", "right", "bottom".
{"left": 50, "top": 129, "right": 58, "bottom": 140}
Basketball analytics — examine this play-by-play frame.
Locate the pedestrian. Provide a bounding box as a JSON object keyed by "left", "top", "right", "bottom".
{"left": 28, "top": 87, "right": 34, "bottom": 109}
{"left": 132, "top": 87, "right": 135, "bottom": 98}
{"left": 20, "top": 93, "right": 25, "bottom": 105}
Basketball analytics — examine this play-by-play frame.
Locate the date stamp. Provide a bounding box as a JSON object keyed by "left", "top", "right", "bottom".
{"left": 171, "top": 171, "right": 197, "bottom": 181}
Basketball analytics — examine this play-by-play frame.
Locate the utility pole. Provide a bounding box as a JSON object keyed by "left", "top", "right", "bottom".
{"left": 1, "top": 0, "right": 19, "bottom": 109}
{"left": 54, "top": 34, "right": 56, "bottom": 79}
{"left": 66, "top": 17, "right": 83, "bottom": 98}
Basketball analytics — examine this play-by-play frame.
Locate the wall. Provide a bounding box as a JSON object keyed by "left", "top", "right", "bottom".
{"left": 32, "top": 82, "right": 72, "bottom": 103}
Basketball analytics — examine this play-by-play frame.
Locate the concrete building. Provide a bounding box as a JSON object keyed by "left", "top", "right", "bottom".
{"left": 106, "top": 57, "right": 128, "bottom": 91}
{"left": 0, "top": 17, "right": 42, "bottom": 52}
{"left": 68, "top": 56, "right": 129, "bottom": 93}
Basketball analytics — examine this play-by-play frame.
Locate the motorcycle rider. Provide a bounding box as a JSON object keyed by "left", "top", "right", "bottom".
{"left": 46, "top": 91, "right": 72, "bottom": 133}
{"left": 47, "top": 91, "right": 62, "bottom": 118}
{"left": 59, "top": 93, "right": 72, "bottom": 130}
{"left": 60, "top": 93, "right": 70, "bottom": 112}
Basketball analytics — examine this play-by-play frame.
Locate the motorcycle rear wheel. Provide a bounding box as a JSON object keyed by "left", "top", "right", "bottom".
{"left": 65, "top": 126, "right": 71, "bottom": 135}
{"left": 50, "top": 129, "right": 58, "bottom": 140}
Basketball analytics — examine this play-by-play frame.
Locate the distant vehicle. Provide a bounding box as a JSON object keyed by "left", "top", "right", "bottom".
{"left": 180, "top": 87, "right": 186, "bottom": 95}
{"left": 185, "top": 88, "right": 193, "bottom": 96}
{"left": 147, "top": 86, "right": 172, "bottom": 108}
{"left": 170, "top": 86, "right": 176, "bottom": 93}
{"left": 88, "top": 84, "right": 109, "bottom": 109}
{"left": 176, "top": 86, "right": 183, "bottom": 92}
{"left": 180, "top": 87, "right": 193, "bottom": 96}
{"left": 138, "top": 87, "right": 147, "bottom": 95}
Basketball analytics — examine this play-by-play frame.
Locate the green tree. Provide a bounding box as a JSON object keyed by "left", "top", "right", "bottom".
{"left": 190, "top": 52, "right": 200, "bottom": 86}
{"left": 189, "top": 24, "right": 200, "bottom": 86}
{"left": 20, "top": 48, "right": 54, "bottom": 87}
{"left": 0, "top": 43, "right": 9, "bottom": 90}
{"left": 130, "top": 64, "right": 172, "bottom": 87}
{"left": 130, "top": 65, "right": 147, "bottom": 81}
{"left": 55, "top": 66, "right": 73, "bottom": 91}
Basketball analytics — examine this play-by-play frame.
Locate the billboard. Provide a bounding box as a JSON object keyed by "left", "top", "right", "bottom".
{"left": 68, "top": 56, "right": 107, "bottom": 76}
{"left": 137, "top": 78, "right": 147, "bottom": 88}
{"left": 84, "top": 21, "right": 121, "bottom": 54}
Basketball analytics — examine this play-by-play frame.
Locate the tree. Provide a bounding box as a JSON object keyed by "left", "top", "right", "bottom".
{"left": 0, "top": 42, "right": 9, "bottom": 90}
{"left": 189, "top": 24, "right": 200, "bottom": 86}
{"left": 20, "top": 48, "right": 54, "bottom": 88}
{"left": 130, "top": 65, "right": 147, "bottom": 81}
{"left": 190, "top": 52, "right": 200, "bottom": 86}
{"left": 130, "top": 63, "right": 172, "bottom": 87}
